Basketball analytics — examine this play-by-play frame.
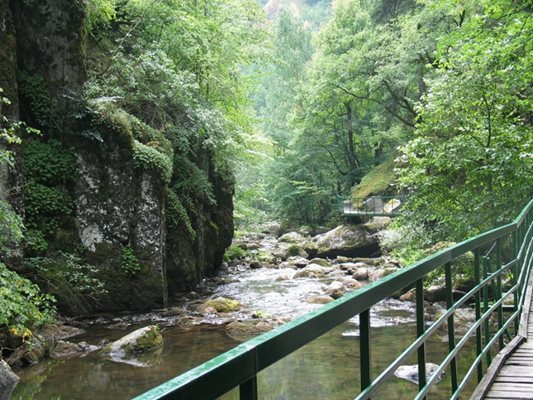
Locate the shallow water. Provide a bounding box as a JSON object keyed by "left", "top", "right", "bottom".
{"left": 12, "top": 266, "right": 480, "bottom": 399}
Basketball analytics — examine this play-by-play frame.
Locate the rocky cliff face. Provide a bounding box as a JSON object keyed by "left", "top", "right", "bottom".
{"left": 1, "top": 0, "right": 233, "bottom": 312}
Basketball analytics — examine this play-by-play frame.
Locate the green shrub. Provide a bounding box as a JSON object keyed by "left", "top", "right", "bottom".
{"left": 22, "top": 140, "right": 76, "bottom": 185}
{"left": 133, "top": 140, "right": 173, "bottom": 183}
{"left": 0, "top": 262, "right": 56, "bottom": 332}
{"left": 26, "top": 254, "right": 107, "bottom": 314}
{"left": 25, "top": 229, "right": 49, "bottom": 255}
{"left": 223, "top": 245, "right": 246, "bottom": 262}
{"left": 17, "top": 71, "right": 51, "bottom": 127}
{"left": 121, "top": 245, "right": 142, "bottom": 276}
{"left": 166, "top": 190, "right": 195, "bottom": 238}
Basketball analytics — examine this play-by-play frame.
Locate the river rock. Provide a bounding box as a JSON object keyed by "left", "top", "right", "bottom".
{"left": 342, "top": 278, "right": 363, "bottom": 290}
{"left": 102, "top": 325, "right": 163, "bottom": 357}
{"left": 352, "top": 268, "right": 370, "bottom": 281}
{"left": 309, "top": 258, "right": 330, "bottom": 267}
{"left": 370, "top": 267, "right": 399, "bottom": 282}
{"left": 307, "top": 295, "right": 335, "bottom": 304}
{"left": 424, "top": 285, "right": 466, "bottom": 302}
{"left": 286, "top": 256, "right": 309, "bottom": 268}
{"left": 394, "top": 363, "right": 444, "bottom": 385}
{"left": 279, "top": 231, "right": 307, "bottom": 244}
{"left": 6, "top": 334, "right": 48, "bottom": 368}
{"left": 197, "top": 297, "right": 241, "bottom": 313}
{"left": 364, "top": 217, "right": 392, "bottom": 230}
{"left": 314, "top": 225, "right": 379, "bottom": 258}
{"left": 399, "top": 290, "right": 416, "bottom": 301}
{"left": 294, "top": 264, "right": 330, "bottom": 278}
{"left": 325, "top": 281, "right": 346, "bottom": 299}
{"left": 226, "top": 320, "right": 273, "bottom": 341}
{"left": 0, "top": 360, "right": 19, "bottom": 400}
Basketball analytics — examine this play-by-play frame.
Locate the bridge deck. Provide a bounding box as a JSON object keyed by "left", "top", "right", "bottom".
{"left": 473, "top": 274, "right": 533, "bottom": 399}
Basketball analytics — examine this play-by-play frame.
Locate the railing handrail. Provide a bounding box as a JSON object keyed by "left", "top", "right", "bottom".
{"left": 135, "top": 199, "right": 533, "bottom": 400}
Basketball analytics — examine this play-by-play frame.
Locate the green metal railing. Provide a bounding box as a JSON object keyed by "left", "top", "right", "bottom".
{"left": 136, "top": 199, "right": 533, "bottom": 400}
{"left": 341, "top": 196, "right": 406, "bottom": 217}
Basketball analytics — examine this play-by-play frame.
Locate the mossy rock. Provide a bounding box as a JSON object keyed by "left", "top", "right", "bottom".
{"left": 352, "top": 158, "right": 395, "bottom": 199}
{"left": 102, "top": 325, "right": 163, "bottom": 356}
{"left": 198, "top": 297, "right": 241, "bottom": 313}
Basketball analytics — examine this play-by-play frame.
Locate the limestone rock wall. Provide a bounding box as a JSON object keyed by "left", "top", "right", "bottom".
{"left": 3, "top": 0, "right": 234, "bottom": 312}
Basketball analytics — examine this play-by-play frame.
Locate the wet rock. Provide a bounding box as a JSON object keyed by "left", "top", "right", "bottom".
{"left": 309, "top": 258, "right": 330, "bottom": 268}
{"left": 249, "top": 261, "right": 262, "bottom": 269}
{"left": 49, "top": 340, "right": 98, "bottom": 359}
{"left": 279, "top": 232, "right": 308, "bottom": 244}
{"left": 275, "top": 273, "right": 293, "bottom": 281}
{"left": 293, "top": 264, "right": 330, "bottom": 278}
{"left": 286, "top": 256, "right": 309, "bottom": 268}
{"left": 334, "top": 256, "right": 353, "bottom": 264}
{"left": 40, "top": 324, "right": 85, "bottom": 340}
{"left": 394, "top": 363, "right": 444, "bottom": 385}
{"left": 0, "top": 360, "right": 19, "bottom": 400}
{"left": 102, "top": 325, "right": 163, "bottom": 358}
{"left": 424, "top": 286, "right": 466, "bottom": 302}
{"left": 307, "top": 295, "right": 335, "bottom": 304}
{"left": 6, "top": 334, "right": 48, "bottom": 367}
{"left": 352, "top": 268, "right": 370, "bottom": 281}
{"left": 226, "top": 320, "right": 273, "bottom": 341}
{"left": 369, "top": 267, "right": 399, "bottom": 282}
{"left": 399, "top": 290, "right": 416, "bottom": 301}
{"left": 342, "top": 278, "right": 363, "bottom": 290}
{"left": 197, "top": 297, "right": 241, "bottom": 313}
{"left": 325, "top": 281, "right": 346, "bottom": 299}
{"left": 314, "top": 225, "right": 379, "bottom": 258}
{"left": 246, "top": 243, "right": 261, "bottom": 250}
{"left": 364, "top": 217, "right": 392, "bottom": 231}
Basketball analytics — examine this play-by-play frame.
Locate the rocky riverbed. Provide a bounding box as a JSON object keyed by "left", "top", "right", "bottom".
{"left": 6, "top": 219, "right": 480, "bottom": 399}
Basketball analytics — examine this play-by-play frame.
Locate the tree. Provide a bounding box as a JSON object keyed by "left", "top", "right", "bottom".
{"left": 397, "top": 0, "right": 533, "bottom": 240}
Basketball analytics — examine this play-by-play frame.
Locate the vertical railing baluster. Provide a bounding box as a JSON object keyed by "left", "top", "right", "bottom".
{"left": 416, "top": 279, "right": 427, "bottom": 399}
{"left": 445, "top": 262, "right": 458, "bottom": 394}
{"left": 239, "top": 376, "right": 258, "bottom": 400}
{"left": 359, "top": 309, "right": 371, "bottom": 396}
{"left": 511, "top": 231, "right": 519, "bottom": 335}
{"left": 496, "top": 238, "right": 504, "bottom": 349}
{"left": 474, "top": 249, "right": 483, "bottom": 382}
{"left": 483, "top": 256, "right": 492, "bottom": 366}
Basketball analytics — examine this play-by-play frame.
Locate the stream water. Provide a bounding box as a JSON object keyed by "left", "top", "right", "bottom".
{"left": 12, "top": 265, "right": 480, "bottom": 400}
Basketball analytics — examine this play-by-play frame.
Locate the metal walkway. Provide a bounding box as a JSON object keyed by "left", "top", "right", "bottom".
{"left": 472, "top": 269, "right": 533, "bottom": 399}
{"left": 341, "top": 196, "right": 404, "bottom": 217}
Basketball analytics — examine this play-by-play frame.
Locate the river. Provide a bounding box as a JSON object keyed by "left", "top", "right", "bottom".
{"left": 12, "top": 263, "right": 479, "bottom": 399}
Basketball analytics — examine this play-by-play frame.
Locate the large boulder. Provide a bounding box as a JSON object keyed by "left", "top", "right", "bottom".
{"left": 314, "top": 225, "right": 379, "bottom": 258}
{"left": 0, "top": 360, "right": 19, "bottom": 400}
{"left": 226, "top": 320, "right": 273, "bottom": 341}
{"left": 197, "top": 297, "right": 241, "bottom": 313}
{"left": 102, "top": 325, "right": 163, "bottom": 358}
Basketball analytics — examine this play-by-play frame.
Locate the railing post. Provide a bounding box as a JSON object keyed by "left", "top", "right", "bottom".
{"left": 240, "top": 376, "right": 258, "bottom": 400}
{"left": 416, "top": 279, "right": 427, "bottom": 398}
{"left": 474, "top": 249, "right": 483, "bottom": 382}
{"left": 445, "top": 262, "right": 458, "bottom": 394}
{"left": 496, "top": 238, "right": 504, "bottom": 349}
{"left": 511, "top": 231, "right": 519, "bottom": 335}
{"left": 359, "top": 309, "right": 371, "bottom": 395}
{"left": 483, "top": 256, "right": 492, "bottom": 366}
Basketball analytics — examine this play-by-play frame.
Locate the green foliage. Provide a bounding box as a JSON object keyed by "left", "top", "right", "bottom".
{"left": 121, "top": 245, "right": 142, "bottom": 276}
{"left": 25, "top": 229, "right": 49, "bottom": 255}
{"left": 85, "top": 0, "right": 116, "bottom": 34}
{"left": 166, "top": 190, "right": 196, "bottom": 239}
{"left": 396, "top": 0, "right": 533, "bottom": 241}
{"left": 133, "top": 140, "right": 173, "bottom": 183}
{"left": 17, "top": 71, "right": 52, "bottom": 127}
{"left": 26, "top": 254, "right": 107, "bottom": 313}
{"left": 0, "top": 262, "right": 56, "bottom": 332}
{"left": 24, "top": 182, "right": 73, "bottom": 235}
{"left": 22, "top": 140, "right": 76, "bottom": 185}
{"left": 223, "top": 245, "right": 246, "bottom": 262}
